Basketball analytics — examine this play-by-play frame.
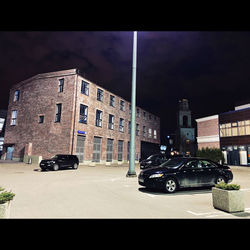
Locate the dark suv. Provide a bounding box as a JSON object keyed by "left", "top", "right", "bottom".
{"left": 39, "top": 154, "right": 79, "bottom": 171}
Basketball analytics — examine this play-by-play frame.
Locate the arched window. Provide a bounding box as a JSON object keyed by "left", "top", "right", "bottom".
{"left": 183, "top": 115, "right": 188, "bottom": 127}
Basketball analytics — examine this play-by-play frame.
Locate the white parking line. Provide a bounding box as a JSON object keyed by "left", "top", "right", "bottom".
{"left": 187, "top": 207, "right": 250, "bottom": 217}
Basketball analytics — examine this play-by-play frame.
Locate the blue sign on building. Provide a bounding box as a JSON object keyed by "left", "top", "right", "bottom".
{"left": 77, "top": 130, "right": 86, "bottom": 135}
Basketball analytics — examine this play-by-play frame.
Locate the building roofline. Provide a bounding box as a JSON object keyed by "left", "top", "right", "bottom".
{"left": 11, "top": 68, "right": 78, "bottom": 90}
{"left": 220, "top": 106, "right": 250, "bottom": 116}
{"left": 195, "top": 114, "right": 218, "bottom": 122}
{"left": 10, "top": 68, "right": 160, "bottom": 120}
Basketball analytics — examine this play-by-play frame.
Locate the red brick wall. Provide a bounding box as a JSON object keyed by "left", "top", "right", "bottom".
{"left": 197, "top": 118, "right": 219, "bottom": 137}
{"left": 72, "top": 74, "right": 160, "bottom": 162}
{"left": 4, "top": 69, "right": 76, "bottom": 160}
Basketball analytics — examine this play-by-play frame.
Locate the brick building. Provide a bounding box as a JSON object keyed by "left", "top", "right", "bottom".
{"left": 196, "top": 103, "right": 250, "bottom": 166}
{"left": 195, "top": 115, "right": 220, "bottom": 150}
{"left": 3, "top": 69, "right": 160, "bottom": 165}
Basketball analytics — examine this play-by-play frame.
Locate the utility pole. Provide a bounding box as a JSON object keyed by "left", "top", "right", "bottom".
{"left": 126, "top": 31, "right": 137, "bottom": 177}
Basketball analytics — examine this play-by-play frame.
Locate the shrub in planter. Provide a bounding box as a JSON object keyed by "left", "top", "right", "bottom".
{"left": 212, "top": 182, "right": 244, "bottom": 213}
{"left": 0, "top": 187, "right": 15, "bottom": 218}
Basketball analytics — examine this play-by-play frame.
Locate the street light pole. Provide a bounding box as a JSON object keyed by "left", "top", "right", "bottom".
{"left": 127, "top": 31, "right": 137, "bottom": 177}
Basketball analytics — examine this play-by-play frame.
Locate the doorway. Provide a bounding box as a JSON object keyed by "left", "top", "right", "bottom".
{"left": 6, "top": 146, "right": 14, "bottom": 160}
{"left": 76, "top": 135, "right": 85, "bottom": 163}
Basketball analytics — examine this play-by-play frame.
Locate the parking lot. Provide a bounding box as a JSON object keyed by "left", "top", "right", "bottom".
{"left": 1, "top": 161, "right": 250, "bottom": 218}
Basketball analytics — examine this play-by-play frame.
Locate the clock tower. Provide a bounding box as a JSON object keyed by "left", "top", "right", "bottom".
{"left": 176, "top": 99, "right": 196, "bottom": 156}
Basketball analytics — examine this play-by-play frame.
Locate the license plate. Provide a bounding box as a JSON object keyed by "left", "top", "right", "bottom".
{"left": 139, "top": 178, "right": 144, "bottom": 183}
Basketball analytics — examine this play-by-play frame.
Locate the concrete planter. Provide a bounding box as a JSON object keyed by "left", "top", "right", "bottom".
{"left": 212, "top": 187, "right": 244, "bottom": 213}
{"left": 0, "top": 201, "right": 11, "bottom": 218}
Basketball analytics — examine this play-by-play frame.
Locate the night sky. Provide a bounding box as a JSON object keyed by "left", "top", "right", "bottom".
{"left": 1, "top": 31, "right": 250, "bottom": 144}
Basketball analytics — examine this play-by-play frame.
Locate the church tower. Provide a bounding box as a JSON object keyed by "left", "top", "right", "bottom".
{"left": 176, "top": 99, "right": 195, "bottom": 156}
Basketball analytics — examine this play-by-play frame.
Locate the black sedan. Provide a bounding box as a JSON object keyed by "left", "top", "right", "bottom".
{"left": 138, "top": 157, "right": 233, "bottom": 193}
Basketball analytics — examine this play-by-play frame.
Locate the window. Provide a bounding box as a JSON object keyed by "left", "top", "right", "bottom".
{"left": 231, "top": 122, "right": 238, "bottom": 136}
{"left": 149, "top": 114, "right": 152, "bottom": 120}
{"left": 108, "top": 114, "right": 114, "bottom": 130}
{"left": 14, "top": 90, "right": 20, "bottom": 102}
{"left": 110, "top": 95, "right": 115, "bottom": 107}
{"left": 81, "top": 80, "right": 89, "bottom": 95}
{"left": 136, "top": 108, "right": 140, "bottom": 118}
{"left": 58, "top": 78, "right": 64, "bottom": 92}
{"left": 186, "top": 160, "right": 200, "bottom": 169}
{"left": 128, "top": 121, "right": 131, "bottom": 134}
{"left": 97, "top": 88, "right": 103, "bottom": 102}
{"left": 225, "top": 123, "right": 232, "bottom": 137}
{"left": 143, "top": 126, "right": 146, "bottom": 137}
{"left": 201, "top": 160, "right": 216, "bottom": 168}
{"left": 148, "top": 128, "right": 152, "bottom": 138}
{"left": 246, "top": 120, "right": 250, "bottom": 135}
{"left": 10, "top": 110, "right": 18, "bottom": 125}
{"left": 143, "top": 111, "right": 146, "bottom": 120}
{"left": 118, "top": 140, "right": 123, "bottom": 161}
{"left": 220, "top": 124, "right": 226, "bottom": 137}
{"left": 39, "top": 115, "right": 44, "bottom": 124}
{"left": 153, "top": 129, "right": 157, "bottom": 139}
{"left": 119, "top": 118, "right": 124, "bottom": 132}
{"left": 106, "top": 139, "right": 113, "bottom": 162}
{"left": 55, "top": 104, "right": 62, "bottom": 122}
{"left": 129, "top": 104, "right": 131, "bottom": 114}
{"left": 120, "top": 100, "right": 125, "bottom": 111}
{"left": 238, "top": 121, "right": 246, "bottom": 136}
{"left": 96, "top": 110, "right": 102, "bottom": 127}
{"left": 183, "top": 115, "right": 188, "bottom": 127}
{"left": 79, "top": 104, "right": 88, "bottom": 124}
{"left": 136, "top": 124, "right": 139, "bottom": 136}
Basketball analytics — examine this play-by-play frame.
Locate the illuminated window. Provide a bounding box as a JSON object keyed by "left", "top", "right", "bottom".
{"left": 231, "top": 122, "right": 238, "bottom": 136}
{"left": 238, "top": 121, "right": 246, "bottom": 136}
{"left": 220, "top": 124, "right": 226, "bottom": 137}
{"left": 225, "top": 123, "right": 232, "bottom": 137}
{"left": 148, "top": 128, "right": 152, "bottom": 138}
{"left": 154, "top": 129, "right": 157, "bottom": 139}
{"left": 246, "top": 120, "right": 250, "bottom": 135}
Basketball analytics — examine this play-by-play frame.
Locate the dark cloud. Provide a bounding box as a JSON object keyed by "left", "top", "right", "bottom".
{"left": 1, "top": 31, "right": 250, "bottom": 142}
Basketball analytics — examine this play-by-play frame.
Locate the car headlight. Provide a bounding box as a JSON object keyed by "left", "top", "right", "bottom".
{"left": 149, "top": 173, "right": 164, "bottom": 178}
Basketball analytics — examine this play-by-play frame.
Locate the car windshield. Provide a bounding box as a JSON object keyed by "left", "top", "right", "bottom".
{"left": 51, "top": 155, "right": 59, "bottom": 160}
{"left": 160, "top": 158, "right": 185, "bottom": 168}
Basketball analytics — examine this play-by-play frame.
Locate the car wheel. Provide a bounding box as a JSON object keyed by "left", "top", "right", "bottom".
{"left": 165, "top": 178, "right": 178, "bottom": 193}
{"left": 52, "top": 164, "right": 59, "bottom": 171}
{"left": 215, "top": 176, "right": 226, "bottom": 184}
{"left": 72, "top": 163, "right": 78, "bottom": 170}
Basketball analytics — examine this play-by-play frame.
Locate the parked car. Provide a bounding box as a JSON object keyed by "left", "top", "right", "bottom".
{"left": 138, "top": 157, "right": 233, "bottom": 193}
{"left": 39, "top": 154, "right": 79, "bottom": 171}
{"left": 140, "top": 154, "right": 168, "bottom": 169}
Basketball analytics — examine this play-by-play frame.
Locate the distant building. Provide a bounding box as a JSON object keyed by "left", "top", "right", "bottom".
{"left": 0, "top": 110, "right": 7, "bottom": 158}
{"left": 3, "top": 69, "right": 160, "bottom": 164}
{"left": 196, "top": 103, "right": 250, "bottom": 166}
{"left": 196, "top": 115, "right": 220, "bottom": 150}
{"left": 175, "top": 99, "right": 196, "bottom": 156}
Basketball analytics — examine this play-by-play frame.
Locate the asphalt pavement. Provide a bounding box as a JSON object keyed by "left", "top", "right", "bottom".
{"left": 1, "top": 161, "right": 250, "bottom": 218}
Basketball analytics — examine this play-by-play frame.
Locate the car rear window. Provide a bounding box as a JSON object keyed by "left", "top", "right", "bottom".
{"left": 160, "top": 158, "right": 185, "bottom": 168}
